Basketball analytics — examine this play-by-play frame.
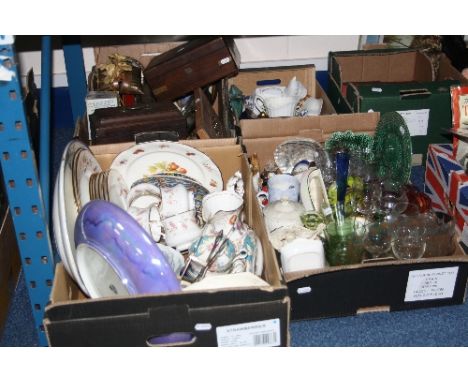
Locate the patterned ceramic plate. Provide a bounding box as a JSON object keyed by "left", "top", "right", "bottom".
{"left": 110, "top": 141, "right": 223, "bottom": 193}
{"left": 74, "top": 146, "right": 102, "bottom": 209}
{"left": 372, "top": 112, "right": 412, "bottom": 187}
{"left": 274, "top": 138, "right": 326, "bottom": 174}
{"left": 55, "top": 139, "right": 100, "bottom": 295}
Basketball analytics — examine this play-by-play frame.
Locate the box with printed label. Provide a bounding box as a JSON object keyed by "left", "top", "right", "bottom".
{"left": 43, "top": 139, "right": 289, "bottom": 347}
{"left": 327, "top": 49, "right": 468, "bottom": 164}
{"left": 242, "top": 136, "right": 468, "bottom": 321}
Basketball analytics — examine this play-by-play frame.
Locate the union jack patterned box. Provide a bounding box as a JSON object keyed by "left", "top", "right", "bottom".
{"left": 425, "top": 143, "right": 468, "bottom": 237}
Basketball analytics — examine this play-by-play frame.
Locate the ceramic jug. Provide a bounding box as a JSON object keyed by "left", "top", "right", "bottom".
{"left": 186, "top": 191, "right": 262, "bottom": 281}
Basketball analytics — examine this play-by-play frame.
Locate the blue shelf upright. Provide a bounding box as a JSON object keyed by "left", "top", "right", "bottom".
{"left": 0, "top": 36, "right": 55, "bottom": 346}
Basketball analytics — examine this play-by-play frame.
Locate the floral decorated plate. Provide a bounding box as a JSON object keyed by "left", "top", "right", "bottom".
{"left": 110, "top": 141, "right": 223, "bottom": 193}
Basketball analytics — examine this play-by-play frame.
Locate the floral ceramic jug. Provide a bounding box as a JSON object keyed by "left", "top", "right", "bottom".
{"left": 185, "top": 188, "right": 262, "bottom": 282}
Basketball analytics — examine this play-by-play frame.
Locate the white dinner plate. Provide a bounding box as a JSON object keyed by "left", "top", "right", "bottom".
{"left": 110, "top": 141, "right": 223, "bottom": 193}
{"left": 57, "top": 139, "right": 101, "bottom": 294}
{"left": 52, "top": 175, "right": 72, "bottom": 276}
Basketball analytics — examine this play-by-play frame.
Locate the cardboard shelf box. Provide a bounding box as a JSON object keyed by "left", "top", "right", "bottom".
{"left": 44, "top": 138, "right": 290, "bottom": 346}
{"left": 241, "top": 126, "right": 468, "bottom": 322}
{"left": 327, "top": 48, "right": 468, "bottom": 165}
{"left": 230, "top": 64, "right": 336, "bottom": 127}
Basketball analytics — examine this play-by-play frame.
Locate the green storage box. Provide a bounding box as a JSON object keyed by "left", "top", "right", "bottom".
{"left": 327, "top": 48, "right": 467, "bottom": 164}
{"left": 346, "top": 79, "right": 458, "bottom": 157}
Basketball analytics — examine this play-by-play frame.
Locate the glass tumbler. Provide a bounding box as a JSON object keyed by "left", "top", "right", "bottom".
{"left": 324, "top": 218, "right": 364, "bottom": 266}
{"left": 391, "top": 225, "right": 426, "bottom": 260}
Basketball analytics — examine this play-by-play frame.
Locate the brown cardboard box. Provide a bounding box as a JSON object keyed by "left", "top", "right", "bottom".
{"left": 44, "top": 139, "right": 290, "bottom": 346}
{"left": 0, "top": 208, "right": 21, "bottom": 334}
{"left": 242, "top": 132, "right": 468, "bottom": 321}
{"left": 240, "top": 113, "right": 380, "bottom": 174}
{"left": 229, "top": 64, "right": 336, "bottom": 121}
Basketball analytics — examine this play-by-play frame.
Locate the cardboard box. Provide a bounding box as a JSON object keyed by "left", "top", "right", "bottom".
{"left": 44, "top": 139, "right": 290, "bottom": 346}
{"left": 242, "top": 136, "right": 468, "bottom": 321}
{"left": 229, "top": 65, "right": 336, "bottom": 126}
{"left": 240, "top": 113, "right": 379, "bottom": 184}
{"left": 327, "top": 49, "right": 467, "bottom": 163}
{"left": 0, "top": 207, "right": 21, "bottom": 334}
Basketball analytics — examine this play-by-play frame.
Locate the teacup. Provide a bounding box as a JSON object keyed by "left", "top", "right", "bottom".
{"left": 267, "top": 174, "right": 300, "bottom": 203}
{"left": 127, "top": 203, "right": 162, "bottom": 243}
{"left": 127, "top": 183, "right": 163, "bottom": 242}
{"left": 162, "top": 209, "right": 202, "bottom": 251}
{"left": 127, "top": 182, "right": 161, "bottom": 209}
{"left": 160, "top": 184, "right": 195, "bottom": 219}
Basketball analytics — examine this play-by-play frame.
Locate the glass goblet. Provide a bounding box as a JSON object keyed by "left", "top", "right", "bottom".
{"left": 363, "top": 221, "right": 392, "bottom": 258}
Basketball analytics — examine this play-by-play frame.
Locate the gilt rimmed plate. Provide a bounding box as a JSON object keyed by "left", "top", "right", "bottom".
{"left": 110, "top": 141, "right": 223, "bottom": 193}
{"left": 55, "top": 139, "right": 95, "bottom": 294}
{"left": 74, "top": 146, "right": 102, "bottom": 209}
{"left": 274, "top": 138, "right": 326, "bottom": 174}
{"left": 372, "top": 112, "right": 412, "bottom": 187}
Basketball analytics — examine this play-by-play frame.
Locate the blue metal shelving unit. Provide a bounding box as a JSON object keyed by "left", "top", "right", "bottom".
{"left": 0, "top": 36, "right": 55, "bottom": 346}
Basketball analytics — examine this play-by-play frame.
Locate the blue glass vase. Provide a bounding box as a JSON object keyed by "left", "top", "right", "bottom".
{"left": 335, "top": 151, "right": 350, "bottom": 222}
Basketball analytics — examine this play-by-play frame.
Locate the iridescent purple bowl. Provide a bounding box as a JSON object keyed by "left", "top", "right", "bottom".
{"left": 74, "top": 200, "right": 181, "bottom": 298}
{"left": 74, "top": 200, "right": 193, "bottom": 345}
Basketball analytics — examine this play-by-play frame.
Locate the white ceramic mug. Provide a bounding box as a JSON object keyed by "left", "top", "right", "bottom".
{"left": 280, "top": 238, "right": 325, "bottom": 273}
{"left": 267, "top": 174, "right": 300, "bottom": 203}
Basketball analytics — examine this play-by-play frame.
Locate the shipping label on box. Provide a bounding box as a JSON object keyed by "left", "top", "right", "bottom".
{"left": 404, "top": 266, "right": 459, "bottom": 302}
{"left": 396, "top": 109, "right": 430, "bottom": 137}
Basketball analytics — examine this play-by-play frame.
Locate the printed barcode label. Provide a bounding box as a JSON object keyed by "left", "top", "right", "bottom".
{"left": 253, "top": 332, "right": 277, "bottom": 346}
{"left": 216, "top": 319, "right": 281, "bottom": 347}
